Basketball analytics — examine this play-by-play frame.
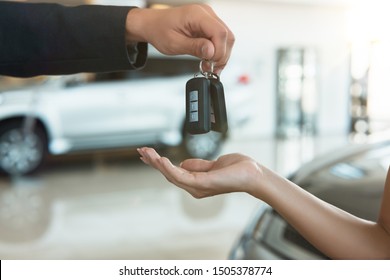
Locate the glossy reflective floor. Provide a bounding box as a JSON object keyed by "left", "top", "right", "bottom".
{"left": 0, "top": 135, "right": 348, "bottom": 259}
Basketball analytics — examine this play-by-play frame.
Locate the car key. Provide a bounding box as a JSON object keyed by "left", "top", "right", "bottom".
{"left": 185, "top": 77, "right": 211, "bottom": 134}
{"left": 209, "top": 75, "right": 228, "bottom": 133}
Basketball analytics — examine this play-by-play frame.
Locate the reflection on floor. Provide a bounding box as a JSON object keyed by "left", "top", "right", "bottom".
{"left": 0, "top": 135, "right": 348, "bottom": 259}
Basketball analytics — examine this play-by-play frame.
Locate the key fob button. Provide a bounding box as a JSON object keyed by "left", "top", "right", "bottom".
{"left": 190, "top": 112, "right": 199, "bottom": 122}
{"left": 190, "top": 101, "right": 198, "bottom": 111}
{"left": 189, "top": 91, "right": 198, "bottom": 102}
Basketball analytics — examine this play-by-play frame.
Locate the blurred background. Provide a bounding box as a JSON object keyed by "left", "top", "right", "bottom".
{"left": 1, "top": 0, "right": 390, "bottom": 259}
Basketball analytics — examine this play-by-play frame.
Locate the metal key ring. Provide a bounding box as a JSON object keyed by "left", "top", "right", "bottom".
{"left": 199, "top": 59, "right": 215, "bottom": 78}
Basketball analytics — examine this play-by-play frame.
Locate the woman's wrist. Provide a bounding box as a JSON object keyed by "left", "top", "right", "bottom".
{"left": 248, "top": 163, "right": 279, "bottom": 203}
{"left": 243, "top": 162, "right": 266, "bottom": 198}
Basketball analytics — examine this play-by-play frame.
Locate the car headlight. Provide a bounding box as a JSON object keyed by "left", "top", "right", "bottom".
{"left": 228, "top": 204, "right": 271, "bottom": 259}
{"left": 251, "top": 205, "right": 274, "bottom": 242}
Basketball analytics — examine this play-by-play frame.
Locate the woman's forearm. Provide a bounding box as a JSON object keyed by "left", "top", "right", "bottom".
{"left": 254, "top": 164, "right": 390, "bottom": 259}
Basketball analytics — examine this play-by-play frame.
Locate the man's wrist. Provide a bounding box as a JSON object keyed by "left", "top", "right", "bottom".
{"left": 125, "top": 8, "right": 147, "bottom": 45}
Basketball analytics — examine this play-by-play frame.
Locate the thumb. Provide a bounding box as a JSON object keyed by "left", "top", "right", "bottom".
{"left": 185, "top": 38, "right": 215, "bottom": 60}
{"left": 180, "top": 158, "right": 215, "bottom": 172}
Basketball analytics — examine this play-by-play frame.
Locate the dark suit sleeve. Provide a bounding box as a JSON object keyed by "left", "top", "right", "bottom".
{"left": 0, "top": 1, "right": 147, "bottom": 77}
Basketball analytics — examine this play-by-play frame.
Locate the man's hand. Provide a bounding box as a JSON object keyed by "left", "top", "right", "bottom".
{"left": 126, "top": 4, "right": 235, "bottom": 74}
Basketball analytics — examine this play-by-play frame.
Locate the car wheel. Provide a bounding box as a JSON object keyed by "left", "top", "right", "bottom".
{"left": 0, "top": 120, "right": 47, "bottom": 176}
{"left": 182, "top": 131, "right": 225, "bottom": 159}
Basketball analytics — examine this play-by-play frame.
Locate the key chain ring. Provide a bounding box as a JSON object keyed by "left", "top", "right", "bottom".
{"left": 208, "top": 72, "right": 220, "bottom": 80}
{"left": 199, "top": 59, "right": 215, "bottom": 78}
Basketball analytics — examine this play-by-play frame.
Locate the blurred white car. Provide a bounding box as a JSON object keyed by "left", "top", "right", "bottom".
{"left": 0, "top": 56, "right": 254, "bottom": 175}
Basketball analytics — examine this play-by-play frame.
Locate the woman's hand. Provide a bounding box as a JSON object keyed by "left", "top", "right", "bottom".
{"left": 137, "top": 147, "right": 263, "bottom": 198}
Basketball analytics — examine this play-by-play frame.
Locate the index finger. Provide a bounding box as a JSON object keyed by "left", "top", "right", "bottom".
{"left": 194, "top": 5, "right": 234, "bottom": 72}
{"left": 138, "top": 147, "right": 212, "bottom": 198}
{"left": 137, "top": 147, "right": 196, "bottom": 186}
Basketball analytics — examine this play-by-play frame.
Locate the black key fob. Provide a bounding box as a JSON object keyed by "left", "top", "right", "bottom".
{"left": 210, "top": 78, "right": 228, "bottom": 133}
{"left": 185, "top": 77, "right": 211, "bottom": 134}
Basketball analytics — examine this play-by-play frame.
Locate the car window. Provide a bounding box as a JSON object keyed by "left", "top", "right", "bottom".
{"left": 94, "top": 57, "right": 199, "bottom": 82}
{"left": 0, "top": 76, "right": 46, "bottom": 92}
{"left": 0, "top": 57, "right": 199, "bottom": 89}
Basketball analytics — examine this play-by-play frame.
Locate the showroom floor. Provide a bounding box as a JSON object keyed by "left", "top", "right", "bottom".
{"left": 0, "top": 134, "right": 349, "bottom": 260}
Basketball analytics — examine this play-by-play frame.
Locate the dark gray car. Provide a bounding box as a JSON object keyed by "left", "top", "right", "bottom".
{"left": 229, "top": 138, "right": 390, "bottom": 259}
